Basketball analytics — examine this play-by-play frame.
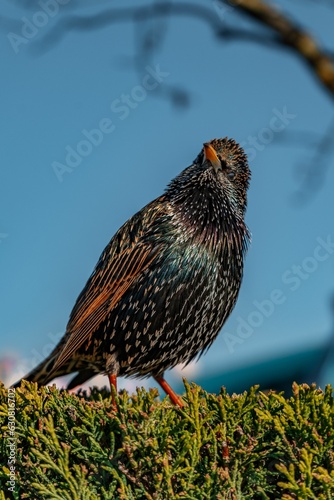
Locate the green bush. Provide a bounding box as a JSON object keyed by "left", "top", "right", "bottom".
{"left": 0, "top": 381, "right": 333, "bottom": 499}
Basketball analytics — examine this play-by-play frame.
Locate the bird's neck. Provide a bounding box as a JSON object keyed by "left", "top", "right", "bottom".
{"left": 169, "top": 192, "right": 249, "bottom": 257}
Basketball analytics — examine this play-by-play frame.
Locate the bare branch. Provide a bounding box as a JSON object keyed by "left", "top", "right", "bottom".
{"left": 28, "top": 1, "right": 334, "bottom": 100}
{"left": 227, "top": 0, "right": 334, "bottom": 98}
{"left": 35, "top": 3, "right": 277, "bottom": 53}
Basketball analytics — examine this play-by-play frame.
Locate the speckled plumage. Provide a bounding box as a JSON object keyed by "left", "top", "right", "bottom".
{"left": 15, "top": 138, "right": 251, "bottom": 405}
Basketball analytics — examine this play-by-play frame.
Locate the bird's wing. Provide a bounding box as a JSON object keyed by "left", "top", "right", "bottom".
{"left": 52, "top": 196, "right": 168, "bottom": 372}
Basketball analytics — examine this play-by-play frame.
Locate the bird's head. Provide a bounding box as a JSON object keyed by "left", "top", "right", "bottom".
{"left": 167, "top": 138, "right": 250, "bottom": 221}
{"left": 200, "top": 138, "right": 250, "bottom": 215}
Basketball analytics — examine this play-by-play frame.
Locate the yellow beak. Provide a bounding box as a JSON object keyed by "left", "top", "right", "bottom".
{"left": 203, "top": 143, "right": 221, "bottom": 171}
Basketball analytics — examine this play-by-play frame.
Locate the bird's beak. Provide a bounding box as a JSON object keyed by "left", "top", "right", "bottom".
{"left": 203, "top": 143, "right": 221, "bottom": 171}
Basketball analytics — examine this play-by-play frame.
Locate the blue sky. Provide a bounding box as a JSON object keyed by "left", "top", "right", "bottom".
{"left": 1, "top": 0, "right": 334, "bottom": 392}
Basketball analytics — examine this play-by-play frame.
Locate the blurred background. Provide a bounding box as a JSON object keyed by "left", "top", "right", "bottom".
{"left": 1, "top": 0, "right": 334, "bottom": 396}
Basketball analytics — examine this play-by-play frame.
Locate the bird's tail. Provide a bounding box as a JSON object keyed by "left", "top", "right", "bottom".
{"left": 12, "top": 343, "right": 98, "bottom": 390}
{"left": 12, "top": 351, "right": 68, "bottom": 388}
{"left": 12, "top": 332, "right": 77, "bottom": 388}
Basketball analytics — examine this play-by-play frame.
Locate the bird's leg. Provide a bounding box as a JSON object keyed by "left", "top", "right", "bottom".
{"left": 154, "top": 375, "right": 184, "bottom": 407}
{"left": 108, "top": 373, "right": 118, "bottom": 407}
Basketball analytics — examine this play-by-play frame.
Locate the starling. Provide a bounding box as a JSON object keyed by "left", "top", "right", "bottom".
{"left": 14, "top": 138, "right": 251, "bottom": 407}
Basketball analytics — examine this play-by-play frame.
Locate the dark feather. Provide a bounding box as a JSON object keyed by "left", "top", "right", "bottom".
{"left": 15, "top": 138, "right": 251, "bottom": 396}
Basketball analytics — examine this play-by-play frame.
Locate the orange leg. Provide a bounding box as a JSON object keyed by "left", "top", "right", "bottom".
{"left": 108, "top": 373, "right": 118, "bottom": 407}
{"left": 154, "top": 375, "right": 184, "bottom": 407}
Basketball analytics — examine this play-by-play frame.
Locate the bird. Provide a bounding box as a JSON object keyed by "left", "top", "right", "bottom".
{"left": 14, "top": 138, "right": 251, "bottom": 407}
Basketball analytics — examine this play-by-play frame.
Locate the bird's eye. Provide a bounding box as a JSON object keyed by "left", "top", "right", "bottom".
{"left": 227, "top": 171, "right": 236, "bottom": 180}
